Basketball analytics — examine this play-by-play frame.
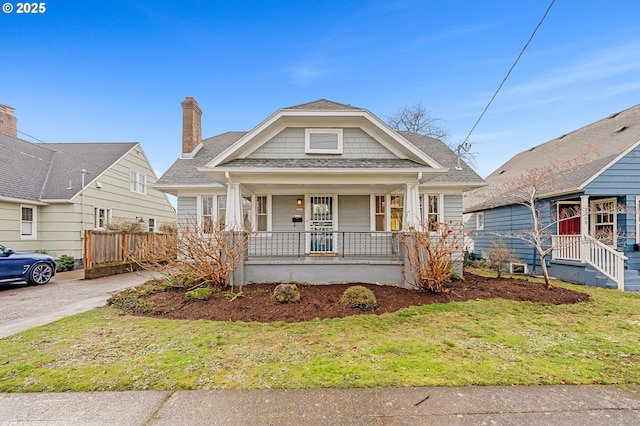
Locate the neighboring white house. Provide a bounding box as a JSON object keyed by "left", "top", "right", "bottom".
{"left": 0, "top": 104, "right": 176, "bottom": 264}
{"left": 155, "top": 98, "right": 485, "bottom": 285}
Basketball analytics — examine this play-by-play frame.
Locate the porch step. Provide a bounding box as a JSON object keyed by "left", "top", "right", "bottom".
{"left": 584, "top": 266, "right": 617, "bottom": 290}
{"left": 624, "top": 270, "right": 640, "bottom": 292}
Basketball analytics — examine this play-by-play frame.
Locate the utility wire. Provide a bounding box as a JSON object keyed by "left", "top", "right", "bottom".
{"left": 461, "top": 0, "right": 555, "bottom": 146}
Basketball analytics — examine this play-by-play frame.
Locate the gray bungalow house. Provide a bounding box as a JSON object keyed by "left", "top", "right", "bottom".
{"left": 465, "top": 104, "right": 640, "bottom": 291}
{"left": 155, "top": 98, "right": 485, "bottom": 285}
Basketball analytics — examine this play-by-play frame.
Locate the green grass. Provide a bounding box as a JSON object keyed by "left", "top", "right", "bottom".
{"left": 1, "top": 271, "right": 640, "bottom": 392}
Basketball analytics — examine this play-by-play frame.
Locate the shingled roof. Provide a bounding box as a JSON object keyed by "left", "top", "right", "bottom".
{"left": 0, "top": 133, "right": 138, "bottom": 203}
{"left": 465, "top": 103, "right": 640, "bottom": 211}
{"left": 155, "top": 100, "right": 485, "bottom": 193}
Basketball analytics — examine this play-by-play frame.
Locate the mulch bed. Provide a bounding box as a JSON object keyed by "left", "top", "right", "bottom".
{"left": 141, "top": 274, "right": 590, "bottom": 323}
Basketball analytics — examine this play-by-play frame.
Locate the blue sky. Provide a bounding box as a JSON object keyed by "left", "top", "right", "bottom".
{"left": 3, "top": 0, "right": 640, "bottom": 180}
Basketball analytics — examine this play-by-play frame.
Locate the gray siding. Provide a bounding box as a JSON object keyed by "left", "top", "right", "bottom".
{"left": 337, "top": 195, "right": 370, "bottom": 231}
{"left": 249, "top": 128, "right": 396, "bottom": 159}
{"left": 177, "top": 196, "right": 197, "bottom": 225}
{"left": 442, "top": 194, "right": 463, "bottom": 222}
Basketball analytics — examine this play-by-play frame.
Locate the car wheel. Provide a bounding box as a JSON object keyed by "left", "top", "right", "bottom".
{"left": 29, "top": 262, "right": 54, "bottom": 285}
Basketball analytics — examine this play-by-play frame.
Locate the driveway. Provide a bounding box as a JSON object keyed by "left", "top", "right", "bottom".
{"left": 0, "top": 269, "right": 158, "bottom": 339}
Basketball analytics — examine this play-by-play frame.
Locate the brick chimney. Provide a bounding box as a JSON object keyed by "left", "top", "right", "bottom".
{"left": 0, "top": 104, "right": 17, "bottom": 137}
{"left": 181, "top": 97, "right": 202, "bottom": 155}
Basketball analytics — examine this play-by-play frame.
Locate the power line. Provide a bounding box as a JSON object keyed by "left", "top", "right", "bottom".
{"left": 461, "top": 0, "right": 555, "bottom": 146}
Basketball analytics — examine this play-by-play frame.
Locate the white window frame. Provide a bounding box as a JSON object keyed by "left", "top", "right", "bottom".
{"left": 20, "top": 205, "right": 36, "bottom": 240}
{"left": 476, "top": 212, "right": 485, "bottom": 231}
{"left": 198, "top": 195, "right": 227, "bottom": 234}
{"left": 93, "top": 207, "right": 112, "bottom": 229}
{"left": 370, "top": 194, "right": 387, "bottom": 232}
{"left": 305, "top": 128, "right": 343, "bottom": 154}
{"left": 253, "top": 194, "right": 272, "bottom": 233}
{"left": 148, "top": 217, "right": 156, "bottom": 233}
{"left": 129, "top": 170, "right": 147, "bottom": 194}
{"left": 590, "top": 197, "right": 617, "bottom": 246}
{"left": 423, "top": 194, "right": 444, "bottom": 232}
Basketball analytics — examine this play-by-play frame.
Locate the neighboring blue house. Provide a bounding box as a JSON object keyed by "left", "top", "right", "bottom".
{"left": 465, "top": 104, "right": 640, "bottom": 291}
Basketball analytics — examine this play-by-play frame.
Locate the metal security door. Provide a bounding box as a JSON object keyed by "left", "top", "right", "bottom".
{"left": 307, "top": 195, "right": 336, "bottom": 254}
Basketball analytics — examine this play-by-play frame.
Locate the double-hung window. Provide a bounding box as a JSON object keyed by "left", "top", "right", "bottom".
{"left": 130, "top": 170, "right": 147, "bottom": 194}
{"left": 20, "top": 206, "right": 36, "bottom": 239}
{"left": 424, "top": 194, "right": 442, "bottom": 232}
{"left": 200, "top": 195, "right": 227, "bottom": 233}
{"left": 255, "top": 195, "right": 270, "bottom": 232}
{"left": 94, "top": 207, "right": 112, "bottom": 229}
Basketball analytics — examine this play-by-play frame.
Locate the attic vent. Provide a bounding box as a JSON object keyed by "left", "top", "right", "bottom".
{"left": 558, "top": 134, "right": 567, "bottom": 139}
{"left": 614, "top": 125, "right": 628, "bottom": 134}
{"left": 528, "top": 146, "right": 536, "bottom": 151}
{"left": 608, "top": 112, "right": 620, "bottom": 119}
{"left": 499, "top": 170, "right": 505, "bottom": 175}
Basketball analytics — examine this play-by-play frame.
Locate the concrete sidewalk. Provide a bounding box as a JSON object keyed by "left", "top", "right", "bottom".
{"left": 1, "top": 385, "right": 639, "bottom": 425}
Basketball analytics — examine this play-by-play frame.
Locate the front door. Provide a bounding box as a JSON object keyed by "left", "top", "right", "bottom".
{"left": 307, "top": 195, "right": 337, "bottom": 254}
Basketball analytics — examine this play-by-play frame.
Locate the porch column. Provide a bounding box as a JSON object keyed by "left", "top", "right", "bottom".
{"left": 225, "top": 172, "right": 243, "bottom": 231}
{"left": 580, "top": 195, "right": 589, "bottom": 262}
{"left": 404, "top": 182, "right": 421, "bottom": 230}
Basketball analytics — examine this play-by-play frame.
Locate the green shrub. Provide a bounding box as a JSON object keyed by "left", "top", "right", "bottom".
{"left": 340, "top": 285, "right": 378, "bottom": 311}
{"left": 107, "top": 287, "right": 156, "bottom": 313}
{"left": 56, "top": 255, "right": 75, "bottom": 272}
{"left": 186, "top": 287, "right": 214, "bottom": 301}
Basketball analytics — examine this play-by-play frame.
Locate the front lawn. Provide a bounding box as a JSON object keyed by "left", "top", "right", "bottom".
{"left": 1, "top": 270, "right": 639, "bottom": 392}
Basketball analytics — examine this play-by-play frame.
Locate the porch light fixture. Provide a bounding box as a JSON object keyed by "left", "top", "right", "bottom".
{"left": 136, "top": 217, "right": 145, "bottom": 223}
{"left": 296, "top": 198, "right": 303, "bottom": 206}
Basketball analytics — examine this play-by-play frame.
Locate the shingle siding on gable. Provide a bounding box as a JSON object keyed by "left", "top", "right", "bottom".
{"left": 248, "top": 128, "right": 396, "bottom": 159}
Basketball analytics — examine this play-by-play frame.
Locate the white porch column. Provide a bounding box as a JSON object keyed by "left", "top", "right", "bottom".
{"left": 225, "top": 172, "right": 243, "bottom": 231}
{"left": 404, "top": 182, "right": 421, "bottom": 230}
{"left": 580, "top": 195, "right": 589, "bottom": 262}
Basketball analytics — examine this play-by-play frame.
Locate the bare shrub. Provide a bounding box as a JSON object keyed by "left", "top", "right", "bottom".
{"left": 132, "top": 215, "right": 248, "bottom": 289}
{"left": 486, "top": 240, "right": 520, "bottom": 278}
{"left": 104, "top": 217, "right": 146, "bottom": 233}
{"left": 400, "top": 221, "right": 470, "bottom": 292}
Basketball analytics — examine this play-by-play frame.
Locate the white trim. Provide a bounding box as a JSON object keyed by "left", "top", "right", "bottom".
{"left": 204, "top": 109, "right": 445, "bottom": 169}
{"left": 579, "top": 139, "right": 640, "bottom": 189}
{"left": 636, "top": 195, "right": 640, "bottom": 244}
{"left": 129, "top": 169, "right": 147, "bottom": 195}
{"left": 370, "top": 194, "right": 387, "bottom": 232}
{"left": 305, "top": 128, "right": 343, "bottom": 154}
{"left": 253, "top": 194, "right": 272, "bottom": 233}
{"left": 20, "top": 204, "right": 37, "bottom": 240}
{"left": 590, "top": 197, "right": 617, "bottom": 246}
{"left": 476, "top": 212, "right": 485, "bottom": 231}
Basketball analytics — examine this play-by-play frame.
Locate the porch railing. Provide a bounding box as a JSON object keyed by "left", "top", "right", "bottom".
{"left": 247, "top": 231, "right": 401, "bottom": 258}
{"left": 552, "top": 234, "right": 627, "bottom": 290}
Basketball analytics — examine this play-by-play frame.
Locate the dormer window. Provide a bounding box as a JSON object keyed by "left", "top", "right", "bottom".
{"left": 305, "top": 128, "right": 343, "bottom": 154}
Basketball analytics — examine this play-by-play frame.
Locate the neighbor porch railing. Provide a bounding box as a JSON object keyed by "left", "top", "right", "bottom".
{"left": 247, "top": 231, "right": 402, "bottom": 258}
{"left": 552, "top": 234, "right": 627, "bottom": 290}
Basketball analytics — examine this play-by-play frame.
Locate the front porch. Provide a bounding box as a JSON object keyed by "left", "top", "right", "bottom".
{"left": 551, "top": 234, "right": 637, "bottom": 291}
{"left": 236, "top": 231, "right": 407, "bottom": 286}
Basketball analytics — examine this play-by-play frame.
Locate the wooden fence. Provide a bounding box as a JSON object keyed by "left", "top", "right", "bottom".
{"left": 83, "top": 230, "right": 176, "bottom": 269}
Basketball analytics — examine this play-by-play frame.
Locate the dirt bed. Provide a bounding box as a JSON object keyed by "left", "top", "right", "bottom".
{"left": 141, "top": 274, "right": 590, "bottom": 323}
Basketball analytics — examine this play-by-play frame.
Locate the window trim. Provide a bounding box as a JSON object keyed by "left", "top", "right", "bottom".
{"left": 129, "top": 170, "right": 147, "bottom": 195}
{"left": 590, "top": 197, "right": 617, "bottom": 246}
{"left": 476, "top": 212, "right": 485, "bottom": 231}
{"left": 423, "top": 194, "right": 443, "bottom": 232}
{"left": 305, "top": 128, "right": 343, "bottom": 154}
{"left": 253, "top": 194, "right": 272, "bottom": 233}
{"left": 198, "top": 195, "right": 227, "bottom": 234}
{"left": 148, "top": 217, "right": 156, "bottom": 233}
{"left": 93, "top": 207, "right": 112, "bottom": 229}
{"left": 370, "top": 194, "right": 387, "bottom": 232}
{"left": 20, "top": 205, "right": 37, "bottom": 240}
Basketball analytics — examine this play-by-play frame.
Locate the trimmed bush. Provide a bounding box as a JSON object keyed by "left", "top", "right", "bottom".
{"left": 186, "top": 287, "right": 214, "bottom": 301}
{"left": 56, "top": 255, "right": 75, "bottom": 272}
{"left": 340, "top": 286, "right": 378, "bottom": 311}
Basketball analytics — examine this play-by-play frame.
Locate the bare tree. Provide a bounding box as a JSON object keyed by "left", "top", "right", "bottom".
{"left": 387, "top": 102, "right": 478, "bottom": 169}
{"left": 387, "top": 102, "right": 448, "bottom": 140}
